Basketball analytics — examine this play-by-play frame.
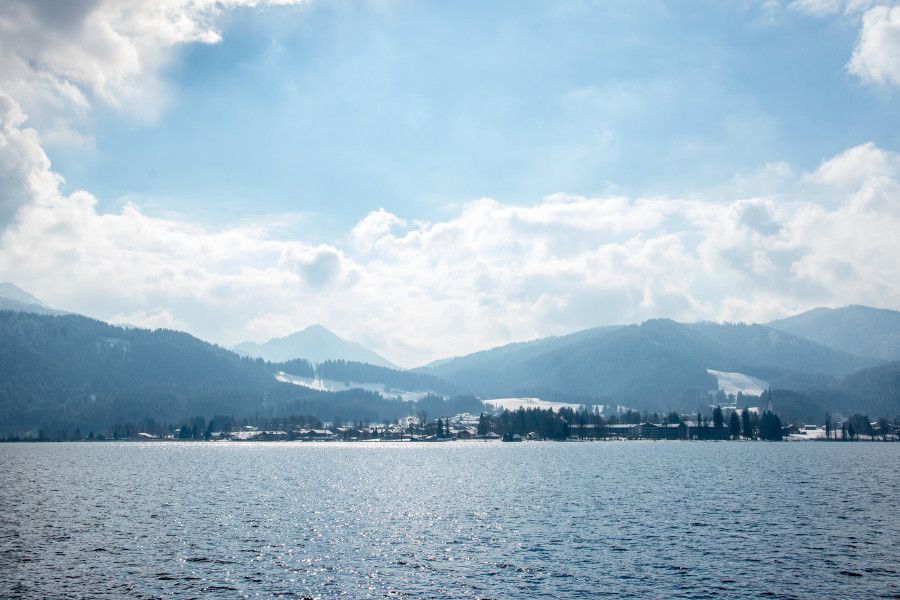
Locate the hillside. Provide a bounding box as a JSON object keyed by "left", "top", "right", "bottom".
{"left": 0, "top": 312, "right": 412, "bottom": 436}
{"left": 315, "top": 360, "right": 459, "bottom": 395}
{"left": 419, "top": 319, "right": 883, "bottom": 411}
{"left": 768, "top": 305, "right": 900, "bottom": 362}
{"left": 234, "top": 324, "right": 398, "bottom": 368}
{"left": 827, "top": 361, "right": 900, "bottom": 418}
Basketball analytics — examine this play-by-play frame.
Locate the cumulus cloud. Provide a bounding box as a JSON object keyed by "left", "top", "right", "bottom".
{"left": 774, "top": 1, "right": 900, "bottom": 89}
{"left": 847, "top": 5, "right": 900, "bottom": 86}
{"left": 0, "top": 92, "right": 63, "bottom": 226}
{"left": 351, "top": 208, "right": 407, "bottom": 251}
{"left": 0, "top": 0, "right": 305, "bottom": 124}
{"left": 806, "top": 142, "right": 900, "bottom": 187}
{"left": 279, "top": 245, "right": 357, "bottom": 288}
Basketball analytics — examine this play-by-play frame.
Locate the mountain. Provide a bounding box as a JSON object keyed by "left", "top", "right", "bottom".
{"left": 314, "top": 360, "right": 459, "bottom": 395}
{"left": 0, "top": 312, "right": 413, "bottom": 436}
{"left": 768, "top": 305, "right": 900, "bottom": 362}
{"left": 838, "top": 361, "right": 900, "bottom": 418}
{"left": 777, "top": 360, "right": 900, "bottom": 423}
{"left": 418, "top": 319, "right": 884, "bottom": 411}
{"left": 0, "top": 282, "right": 64, "bottom": 315}
{"left": 806, "top": 361, "right": 900, "bottom": 419}
{"left": 234, "top": 324, "right": 399, "bottom": 368}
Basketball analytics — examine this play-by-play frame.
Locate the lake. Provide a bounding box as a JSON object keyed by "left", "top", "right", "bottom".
{"left": 1, "top": 441, "right": 898, "bottom": 598}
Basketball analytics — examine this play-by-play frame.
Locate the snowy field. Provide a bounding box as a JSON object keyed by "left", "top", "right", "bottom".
{"left": 707, "top": 369, "right": 767, "bottom": 396}
{"left": 276, "top": 372, "right": 429, "bottom": 402}
{"left": 786, "top": 426, "right": 828, "bottom": 441}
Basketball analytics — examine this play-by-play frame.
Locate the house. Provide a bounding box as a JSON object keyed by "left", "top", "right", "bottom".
{"left": 292, "top": 428, "right": 336, "bottom": 440}
{"left": 633, "top": 422, "right": 685, "bottom": 440}
{"left": 454, "top": 427, "right": 478, "bottom": 439}
{"left": 602, "top": 424, "right": 637, "bottom": 439}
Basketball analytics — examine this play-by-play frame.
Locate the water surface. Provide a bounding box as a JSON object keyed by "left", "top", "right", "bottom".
{"left": 1, "top": 441, "right": 897, "bottom": 598}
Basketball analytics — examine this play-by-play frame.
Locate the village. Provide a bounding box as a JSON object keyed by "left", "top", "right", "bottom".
{"left": 124, "top": 407, "right": 898, "bottom": 443}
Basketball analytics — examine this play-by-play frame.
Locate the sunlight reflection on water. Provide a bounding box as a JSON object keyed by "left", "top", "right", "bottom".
{"left": 1, "top": 441, "right": 898, "bottom": 598}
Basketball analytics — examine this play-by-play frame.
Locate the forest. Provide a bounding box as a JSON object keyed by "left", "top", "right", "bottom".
{"left": 2, "top": 310, "right": 899, "bottom": 439}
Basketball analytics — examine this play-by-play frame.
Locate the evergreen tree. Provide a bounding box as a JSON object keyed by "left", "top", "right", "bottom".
{"left": 712, "top": 405, "right": 725, "bottom": 430}
{"left": 477, "top": 412, "right": 490, "bottom": 436}
{"left": 728, "top": 411, "right": 740, "bottom": 440}
{"left": 758, "top": 411, "right": 783, "bottom": 441}
{"left": 740, "top": 408, "right": 752, "bottom": 439}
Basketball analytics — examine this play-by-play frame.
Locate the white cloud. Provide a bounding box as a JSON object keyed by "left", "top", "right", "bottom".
{"left": 0, "top": 92, "right": 63, "bottom": 226}
{"left": 848, "top": 5, "right": 900, "bottom": 86}
{"left": 772, "top": 1, "right": 900, "bottom": 89}
{"left": 351, "top": 208, "right": 407, "bottom": 251}
{"left": 110, "top": 308, "right": 187, "bottom": 331}
{"left": 788, "top": 0, "right": 883, "bottom": 17}
{"left": 0, "top": 0, "right": 306, "bottom": 125}
{"left": 805, "top": 141, "right": 900, "bottom": 187}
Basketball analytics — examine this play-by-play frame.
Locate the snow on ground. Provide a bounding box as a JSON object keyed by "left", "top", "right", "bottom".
{"left": 484, "top": 397, "right": 585, "bottom": 412}
{"left": 786, "top": 426, "right": 827, "bottom": 441}
{"left": 276, "top": 372, "right": 429, "bottom": 402}
{"left": 707, "top": 369, "right": 767, "bottom": 396}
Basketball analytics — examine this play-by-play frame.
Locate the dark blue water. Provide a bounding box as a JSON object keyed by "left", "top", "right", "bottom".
{"left": 1, "top": 441, "right": 898, "bottom": 598}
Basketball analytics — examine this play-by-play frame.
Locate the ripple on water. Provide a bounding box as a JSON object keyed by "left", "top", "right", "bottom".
{"left": 0, "top": 441, "right": 898, "bottom": 599}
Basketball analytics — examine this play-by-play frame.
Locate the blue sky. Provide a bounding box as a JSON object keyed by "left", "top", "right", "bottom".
{"left": 47, "top": 2, "right": 897, "bottom": 235}
{"left": 1, "top": 0, "right": 899, "bottom": 365}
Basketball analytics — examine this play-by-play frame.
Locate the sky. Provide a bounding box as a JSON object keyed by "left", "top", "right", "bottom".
{"left": 1, "top": 0, "right": 899, "bottom": 367}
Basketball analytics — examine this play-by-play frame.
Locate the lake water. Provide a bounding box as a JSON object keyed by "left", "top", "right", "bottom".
{"left": 1, "top": 441, "right": 898, "bottom": 598}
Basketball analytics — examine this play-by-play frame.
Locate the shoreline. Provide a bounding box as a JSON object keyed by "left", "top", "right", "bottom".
{"left": 3, "top": 437, "right": 897, "bottom": 444}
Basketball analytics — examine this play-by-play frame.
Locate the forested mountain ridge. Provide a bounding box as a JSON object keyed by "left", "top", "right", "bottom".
{"left": 830, "top": 361, "right": 900, "bottom": 418}
{"left": 0, "top": 311, "right": 416, "bottom": 436}
{"left": 419, "top": 318, "right": 884, "bottom": 410}
{"left": 768, "top": 305, "right": 900, "bottom": 362}
{"left": 2, "top": 301, "right": 898, "bottom": 435}
{"left": 760, "top": 361, "right": 900, "bottom": 424}
{"left": 313, "top": 360, "right": 459, "bottom": 395}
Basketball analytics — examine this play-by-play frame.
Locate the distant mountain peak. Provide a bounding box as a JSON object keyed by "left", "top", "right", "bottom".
{"left": 0, "top": 282, "right": 46, "bottom": 307}
{"left": 234, "top": 324, "right": 399, "bottom": 369}
{"left": 0, "top": 282, "right": 63, "bottom": 316}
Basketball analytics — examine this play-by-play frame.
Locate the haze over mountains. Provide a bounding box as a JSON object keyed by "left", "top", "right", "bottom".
{"left": 234, "top": 325, "right": 399, "bottom": 368}
{"left": 1, "top": 282, "right": 899, "bottom": 436}
{"left": 768, "top": 306, "right": 900, "bottom": 362}
{"left": 0, "top": 283, "right": 63, "bottom": 316}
